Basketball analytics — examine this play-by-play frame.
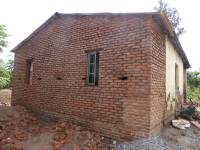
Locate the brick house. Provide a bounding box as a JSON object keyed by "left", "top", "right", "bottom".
{"left": 11, "top": 12, "right": 190, "bottom": 139}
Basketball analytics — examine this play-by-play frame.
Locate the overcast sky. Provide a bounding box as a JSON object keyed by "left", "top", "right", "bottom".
{"left": 0, "top": 0, "right": 199, "bottom": 70}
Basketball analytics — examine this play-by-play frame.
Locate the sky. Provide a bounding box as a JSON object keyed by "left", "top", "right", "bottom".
{"left": 0, "top": 0, "right": 199, "bottom": 70}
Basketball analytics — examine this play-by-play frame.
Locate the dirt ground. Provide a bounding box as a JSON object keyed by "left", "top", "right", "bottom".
{"left": 161, "top": 124, "right": 200, "bottom": 150}
{"left": 0, "top": 105, "right": 106, "bottom": 150}
{"left": 0, "top": 89, "right": 107, "bottom": 150}
{"left": 1, "top": 89, "right": 200, "bottom": 150}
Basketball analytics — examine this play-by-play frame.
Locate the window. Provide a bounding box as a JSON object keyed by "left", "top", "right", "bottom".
{"left": 175, "top": 64, "right": 179, "bottom": 95}
{"left": 87, "top": 51, "right": 99, "bottom": 85}
{"left": 26, "top": 59, "right": 33, "bottom": 85}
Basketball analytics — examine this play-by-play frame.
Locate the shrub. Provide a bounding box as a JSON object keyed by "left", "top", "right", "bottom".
{"left": 0, "top": 64, "right": 11, "bottom": 89}
{"left": 187, "top": 71, "right": 200, "bottom": 103}
{"left": 187, "top": 87, "right": 200, "bottom": 103}
{"left": 0, "top": 77, "right": 10, "bottom": 89}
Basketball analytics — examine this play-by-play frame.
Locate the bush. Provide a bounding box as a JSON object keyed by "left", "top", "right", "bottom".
{"left": 0, "top": 77, "right": 10, "bottom": 89}
{"left": 0, "top": 64, "right": 11, "bottom": 89}
{"left": 187, "top": 87, "right": 200, "bottom": 103}
{"left": 187, "top": 71, "right": 200, "bottom": 103}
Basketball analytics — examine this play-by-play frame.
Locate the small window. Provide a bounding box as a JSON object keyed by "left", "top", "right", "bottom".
{"left": 175, "top": 64, "right": 179, "bottom": 94}
{"left": 26, "top": 59, "right": 33, "bottom": 85}
{"left": 87, "top": 51, "right": 99, "bottom": 85}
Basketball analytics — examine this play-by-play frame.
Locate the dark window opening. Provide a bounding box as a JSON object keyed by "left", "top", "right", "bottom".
{"left": 26, "top": 59, "right": 33, "bottom": 85}
{"left": 175, "top": 63, "right": 179, "bottom": 96}
{"left": 87, "top": 51, "right": 99, "bottom": 85}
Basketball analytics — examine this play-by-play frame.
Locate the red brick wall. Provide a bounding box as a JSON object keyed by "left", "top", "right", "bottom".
{"left": 149, "top": 20, "right": 166, "bottom": 135}
{"left": 12, "top": 14, "right": 164, "bottom": 139}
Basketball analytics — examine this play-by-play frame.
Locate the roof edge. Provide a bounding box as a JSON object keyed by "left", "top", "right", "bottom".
{"left": 57, "top": 12, "right": 160, "bottom": 16}
{"left": 158, "top": 11, "right": 190, "bottom": 68}
{"left": 11, "top": 12, "right": 59, "bottom": 52}
{"left": 11, "top": 11, "right": 160, "bottom": 53}
{"left": 11, "top": 11, "right": 190, "bottom": 68}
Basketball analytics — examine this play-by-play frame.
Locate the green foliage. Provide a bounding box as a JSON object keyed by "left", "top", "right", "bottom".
{"left": 0, "top": 65, "right": 10, "bottom": 78}
{"left": 0, "top": 62, "right": 12, "bottom": 89}
{"left": 0, "top": 77, "right": 10, "bottom": 89}
{"left": 187, "top": 88, "right": 200, "bottom": 103}
{"left": 187, "top": 71, "right": 200, "bottom": 103}
{"left": 5, "top": 59, "right": 14, "bottom": 72}
{"left": 0, "top": 24, "right": 8, "bottom": 52}
{"left": 187, "top": 71, "right": 200, "bottom": 89}
{"left": 154, "top": 0, "right": 185, "bottom": 37}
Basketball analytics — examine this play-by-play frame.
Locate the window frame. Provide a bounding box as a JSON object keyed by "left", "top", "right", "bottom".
{"left": 175, "top": 63, "right": 179, "bottom": 95}
{"left": 26, "top": 59, "right": 33, "bottom": 85}
{"left": 87, "top": 51, "right": 97, "bottom": 85}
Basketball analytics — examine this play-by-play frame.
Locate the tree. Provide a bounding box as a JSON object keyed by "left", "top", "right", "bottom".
{"left": 6, "top": 59, "right": 14, "bottom": 72}
{"left": 154, "top": 0, "right": 185, "bottom": 37}
{"left": 0, "top": 24, "right": 8, "bottom": 52}
{"left": 187, "top": 71, "right": 200, "bottom": 89}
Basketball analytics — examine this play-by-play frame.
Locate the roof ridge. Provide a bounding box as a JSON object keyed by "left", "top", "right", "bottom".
{"left": 57, "top": 11, "right": 160, "bottom": 16}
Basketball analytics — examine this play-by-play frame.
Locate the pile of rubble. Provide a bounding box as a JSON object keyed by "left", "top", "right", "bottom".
{"left": 0, "top": 106, "right": 104, "bottom": 150}
{"left": 51, "top": 122, "right": 103, "bottom": 149}
{"left": 172, "top": 104, "right": 200, "bottom": 130}
{"left": 0, "top": 101, "right": 9, "bottom": 106}
{"left": 0, "top": 106, "right": 39, "bottom": 149}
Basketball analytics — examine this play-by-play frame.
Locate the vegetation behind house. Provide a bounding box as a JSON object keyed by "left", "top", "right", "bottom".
{"left": 187, "top": 71, "right": 200, "bottom": 103}
{"left": 154, "top": 0, "right": 185, "bottom": 37}
{"left": 0, "top": 24, "right": 8, "bottom": 52}
{"left": 0, "top": 60, "right": 13, "bottom": 89}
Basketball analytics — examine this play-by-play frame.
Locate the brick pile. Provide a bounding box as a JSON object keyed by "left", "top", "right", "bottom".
{"left": 0, "top": 106, "right": 104, "bottom": 150}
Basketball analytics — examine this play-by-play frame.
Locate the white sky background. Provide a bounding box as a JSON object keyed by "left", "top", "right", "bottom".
{"left": 0, "top": 0, "right": 199, "bottom": 70}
